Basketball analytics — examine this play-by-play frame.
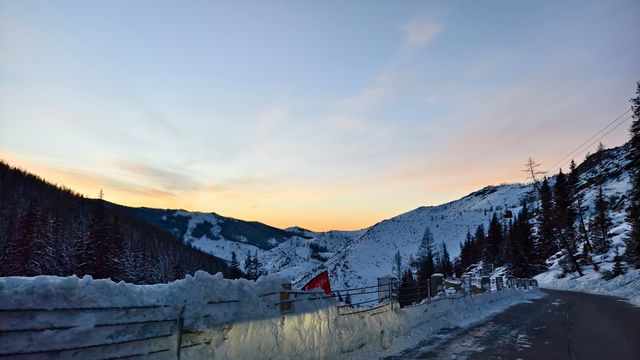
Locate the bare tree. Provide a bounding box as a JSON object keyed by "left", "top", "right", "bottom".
{"left": 576, "top": 195, "right": 592, "bottom": 260}
{"left": 523, "top": 157, "right": 545, "bottom": 192}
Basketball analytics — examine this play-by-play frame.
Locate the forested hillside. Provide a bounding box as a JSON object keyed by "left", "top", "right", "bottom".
{"left": 0, "top": 161, "right": 227, "bottom": 283}
{"left": 114, "top": 206, "right": 297, "bottom": 263}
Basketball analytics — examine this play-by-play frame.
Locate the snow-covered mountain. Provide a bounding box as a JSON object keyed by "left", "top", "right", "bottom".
{"left": 114, "top": 207, "right": 299, "bottom": 262}
{"left": 124, "top": 183, "right": 538, "bottom": 289}
{"left": 315, "top": 183, "right": 534, "bottom": 289}
{"left": 123, "top": 143, "right": 634, "bottom": 295}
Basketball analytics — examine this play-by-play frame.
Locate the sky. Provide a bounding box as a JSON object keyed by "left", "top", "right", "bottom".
{"left": 1, "top": 0, "right": 639, "bottom": 231}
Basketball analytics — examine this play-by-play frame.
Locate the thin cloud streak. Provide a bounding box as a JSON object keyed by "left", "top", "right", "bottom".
{"left": 404, "top": 21, "right": 442, "bottom": 47}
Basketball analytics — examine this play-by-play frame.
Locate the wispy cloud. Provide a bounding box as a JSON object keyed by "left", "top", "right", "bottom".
{"left": 404, "top": 20, "right": 442, "bottom": 48}
{"left": 334, "top": 72, "right": 400, "bottom": 113}
{"left": 328, "top": 19, "right": 443, "bottom": 128}
{"left": 110, "top": 159, "right": 203, "bottom": 191}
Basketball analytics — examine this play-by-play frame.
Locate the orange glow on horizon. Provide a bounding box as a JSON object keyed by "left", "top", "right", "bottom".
{"left": 0, "top": 150, "right": 531, "bottom": 232}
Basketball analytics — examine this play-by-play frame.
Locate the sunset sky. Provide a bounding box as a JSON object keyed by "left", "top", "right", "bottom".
{"left": 1, "top": 0, "right": 639, "bottom": 231}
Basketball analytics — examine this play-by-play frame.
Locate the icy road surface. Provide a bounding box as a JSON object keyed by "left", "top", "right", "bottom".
{"left": 384, "top": 289, "right": 640, "bottom": 359}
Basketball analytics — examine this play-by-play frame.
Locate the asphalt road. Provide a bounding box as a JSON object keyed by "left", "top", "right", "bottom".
{"left": 384, "top": 289, "right": 640, "bottom": 360}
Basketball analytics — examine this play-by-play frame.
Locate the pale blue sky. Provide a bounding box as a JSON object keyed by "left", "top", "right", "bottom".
{"left": 1, "top": 0, "right": 639, "bottom": 230}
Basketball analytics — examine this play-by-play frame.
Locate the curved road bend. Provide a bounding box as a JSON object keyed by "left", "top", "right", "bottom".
{"left": 383, "top": 289, "right": 640, "bottom": 360}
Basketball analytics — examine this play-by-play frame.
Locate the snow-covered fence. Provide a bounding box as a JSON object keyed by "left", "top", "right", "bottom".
{"left": 0, "top": 273, "right": 538, "bottom": 359}
{"left": 0, "top": 272, "right": 336, "bottom": 359}
{"left": 0, "top": 302, "right": 181, "bottom": 359}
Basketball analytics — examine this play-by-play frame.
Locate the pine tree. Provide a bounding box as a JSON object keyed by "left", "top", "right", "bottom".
{"left": 398, "top": 269, "right": 417, "bottom": 307}
{"left": 457, "top": 230, "right": 475, "bottom": 274}
{"left": 86, "top": 200, "right": 126, "bottom": 280}
{"left": 417, "top": 227, "right": 435, "bottom": 260}
{"left": 554, "top": 170, "right": 582, "bottom": 276}
{"left": 244, "top": 252, "right": 253, "bottom": 279}
{"left": 505, "top": 215, "right": 522, "bottom": 276}
{"left": 243, "top": 251, "right": 263, "bottom": 280}
{"left": 87, "top": 201, "right": 108, "bottom": 278}
{"left": 484, "top": 213, "right": 504, "bottom": 266}
{"left": 590, "top": 186, "right": 612, "bottom": 254}
{"left": 508, "top": 200, "right": 538, "bottom": 277}
{"left": 392, "top": 250, "right": 402, "bottom": 280}
{"left": 568, "top": 160, "right": 579, "bottom": 191}
{"left": 575, "top": 193, "right": 592, "bottom": 262}
{"left": 416, "top": 248, "right": 436, "bottom": 299}
{"left": 228, "top": 251, "right": 243, "bottom": 279}
{"left": 5, "top": 206, "right": 40, "bottom": 276}
{"left": 438, "top": 241, "right": 453, "bottom": 277}
{"left": 107, "top": 216, "right": 126, "bottom": 281}
{"left": 625, "top": 81, "right": 640, "bottom": 268}
{"left": 253, "top": 251, "right": 263, "bottom": 279}
{"left": 31, "top": 212, "right": 60, "bottom": 275}
{"left": 473, "top": 224, "right": 486, "bottom": 263}
{"left": 554, "top": 170, "right": 577, "bottom": 248}
{"left": 537, "top": 178, "right": 557, "bottom": 261}
{"left": 75, "top": 227, "right": 96, "bottom": 277}
{"left": 612, "top": 248, "right": 627, "bottom": 277}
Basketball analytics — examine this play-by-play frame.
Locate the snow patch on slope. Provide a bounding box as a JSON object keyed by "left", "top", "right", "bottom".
{"left": 536, "top": 145, "right": 638, "bottom": 305}
{"left": 308, "top": 184, "right": 534, "bottom": 291}
{"left": 536, "top": 268, "right": 640, "bottom": 306}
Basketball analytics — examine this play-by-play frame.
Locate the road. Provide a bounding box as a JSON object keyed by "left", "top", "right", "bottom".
{"left": 384, "top": 289, "right": 640, "bottom": 360}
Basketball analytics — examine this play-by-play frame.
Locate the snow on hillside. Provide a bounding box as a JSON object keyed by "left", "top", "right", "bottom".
{"left": 124, "top": 208, "right": 296, "bottom": 263}
{"left": 124, "top": 143, "right": 636, "bottom": 305}
{"left": 313, "top": 184, "right": 534, "bottom": 290}
{"left": 536, "top": 145, "right": 639, "bottom": 304}
{"left": 177, "top": 211, "right": 263, "bottom": 262}
{"left": 257, "top": 229, "right": 363, "bottom": 281}
{"left": 269, "top": 144, "right": 637, "bottom": 305}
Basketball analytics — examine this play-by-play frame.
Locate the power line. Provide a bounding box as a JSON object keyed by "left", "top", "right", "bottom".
{"left": 545, "top": 108, "right": 631, "bottom": 174}
{"left": 547, "top": 114, "right": 633, "bottom": 175}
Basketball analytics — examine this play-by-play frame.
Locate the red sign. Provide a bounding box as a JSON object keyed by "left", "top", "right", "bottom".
{"left": 302, "top": 270, "right": 332, "bottom": 295}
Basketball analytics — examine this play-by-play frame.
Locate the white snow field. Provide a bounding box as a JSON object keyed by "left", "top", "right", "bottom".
{"left": 282, "top": 145, "right": 637, "bottom": 305}
{"left": 0, "top": 272, "right": 540, "bottom": 359}
{"left": 535, "top": 265, "right": 640, "bottom": 306}
{"left": 533, "top": 145, "right": 640, "bottom": 306}
{"left": 118, "top": 144, "right": 637, "bottom": 309}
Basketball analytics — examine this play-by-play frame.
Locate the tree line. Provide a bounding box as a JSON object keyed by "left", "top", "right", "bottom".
{"left": 393, "top": 81, "right": 640, "bottom": 290}
{"left": 0, "top": 161, "right": 228, "bottom": 283}
{"left": 224, "top": 250, "right": 264, "bottom": 280}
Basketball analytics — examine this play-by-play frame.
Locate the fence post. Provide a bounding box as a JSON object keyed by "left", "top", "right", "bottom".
{"left": 176, "top": 305, "right": 185, "bottom": 359}
{"left": 389, "top": 279, "right": 393, "bottom": 311}
{"left": 280, "top": 283, "right": 293, "bottom": 313}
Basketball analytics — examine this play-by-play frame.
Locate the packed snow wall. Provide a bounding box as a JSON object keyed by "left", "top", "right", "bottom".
{"left": 0, "top": 272, "right": 539, "bottom": 359}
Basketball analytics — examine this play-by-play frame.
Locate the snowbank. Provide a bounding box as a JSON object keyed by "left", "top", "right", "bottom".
{"left": 0, "top": 271, "right": 335, "bottom": 358}
{"left": 189, "top": 288, "right": 542, "bottom": 359}
{"left": 0, "top": 271, "right": 334, "bottom": 325}
{"left": 535, "top": 268, "right": 640, "bottom": 306}
{"left": 0, "top": 273, "right": 540, "bottom": 359}
{"left": 341, "top": 288, "right": 544, "bottom": 359}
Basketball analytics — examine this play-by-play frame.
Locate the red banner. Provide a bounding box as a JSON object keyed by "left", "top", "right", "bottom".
{"left": 302, "top": 270, "right": 332, "bottom": 295}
